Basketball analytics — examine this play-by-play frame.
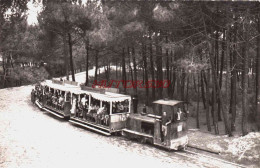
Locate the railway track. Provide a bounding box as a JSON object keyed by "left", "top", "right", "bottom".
{"left": 174, "top": 148, "right": 247, "bottom": 168}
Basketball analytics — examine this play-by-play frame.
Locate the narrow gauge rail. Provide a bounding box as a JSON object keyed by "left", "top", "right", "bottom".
{"left": 31, "top": 79, "right": 189, "bottom": 150}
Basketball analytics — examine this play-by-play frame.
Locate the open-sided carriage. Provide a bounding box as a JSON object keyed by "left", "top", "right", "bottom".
{"left": 32, "top": 79, "right": 131, "bottom": 135}
{"left": 122, "top": 99, "right": 188, "bottom": 150}
{"left": 37, "top": 79, "right": 80, "bottom": 119}
{"left": 68, "top": 86, "right": 131, "bottom": 136}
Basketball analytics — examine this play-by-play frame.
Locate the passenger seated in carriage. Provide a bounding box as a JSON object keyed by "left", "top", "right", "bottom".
{"left": 96, "top": 104, "right": 108, "bottom": 124}
{"left": 38, "top": 87, "right": 43, "bottom": 102}
{"left": 80, "top": 95, "right": 88, "bottom": 108}
{"left": 52, "top": 92, "right": 58, "bottom": 108}
{"left": 93, "top": 104, "right": 99, "bottom": 112}
{"left": 44, "top": 86, "right": 48, "bottom": 94}
{"left": 117, "top": 102, "right": 124, "bottom": 112}
{"left": 101, "top": 105, "right": 109, "bottom": 125}
{"left": 35, "top": 86, "right": 40, "bottom": 99}
{"left": 58, "top": 94, "right": 64, "bottom": 110}
{"left": 70, "top": 95, "right": 77, "bottom": 117}
{"left": 123, "top": 101, "right": 129, "bottom": 111}
{"left": 76, "top": 100, "right": 84, "bottom": 118}
{"left": 112, "top": 103, "right": 116, "bottom": 113}
{"left": 93, "top": 105, "right": 99, "bottom": 121}
{"left": 47, "top": 91, "right": 53, "bottom": 106}
{"left": 88, "top": 103, "right": 97, "bottom": 115}
{"left": 66, "top": 92, "right": 71, "bottom": 102}
{"left": 88, "top": 103, "right": 94, "bottom": 114}
{"left": 79, "top": 96, "right": 88, "bottom": 119}
{"left": 96, "top": 106, "right": 105, "bottom": 124}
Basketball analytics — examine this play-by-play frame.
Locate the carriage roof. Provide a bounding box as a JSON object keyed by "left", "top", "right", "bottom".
{"left": 153, "top": 99, "right": 183, "bottom": 106}
{"left": 42, "top": 80, "right": 131, "bottom": 102}
{"left": 71, "top": 89, "right": 131, "bottom": 102}
{"left": 42, "top": 80, "right": 80, "bottom": 92}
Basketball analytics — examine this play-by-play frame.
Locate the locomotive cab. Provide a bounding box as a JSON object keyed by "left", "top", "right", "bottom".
{"left": 122, "top": 99, "right": 188, "bottom": 150}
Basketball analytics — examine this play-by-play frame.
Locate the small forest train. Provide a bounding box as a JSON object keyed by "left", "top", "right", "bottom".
{"left": 31, "top": 79, "right": 188, "bottom": 150}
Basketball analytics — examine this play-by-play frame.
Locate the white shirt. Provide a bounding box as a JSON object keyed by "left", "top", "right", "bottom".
{"left": 81, "top": 97, "right": 87, "bottom": 105}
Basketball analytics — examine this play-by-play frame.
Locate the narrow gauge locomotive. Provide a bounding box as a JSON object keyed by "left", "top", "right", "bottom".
{"left": 122, "top": 100, "right": 188, "bottom": 150}
{"left": 31, "top": 79, "right": 188, "bottom": 150}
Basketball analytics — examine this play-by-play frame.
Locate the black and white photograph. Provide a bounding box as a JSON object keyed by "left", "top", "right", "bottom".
{"left": 0, "top": 0, "right": 260, "bottom": 167}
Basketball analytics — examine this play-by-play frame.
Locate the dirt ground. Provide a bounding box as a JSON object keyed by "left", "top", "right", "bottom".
{"left": 0, "top": 85, "right": 259, "bottom": 168}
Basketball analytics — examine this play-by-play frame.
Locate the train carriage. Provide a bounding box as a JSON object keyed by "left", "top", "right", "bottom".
{"left": 35, "top": 79, "right": 80, "bottom": 119}
{"left": 68, "top": 86, "right": 131, "bottom": 136}
{"left": 122, "top": 99, "right": 188, "bottom": 150}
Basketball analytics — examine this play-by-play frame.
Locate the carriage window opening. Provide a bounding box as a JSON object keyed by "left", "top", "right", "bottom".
{"left": 86, "top": 97, "right": 110, "bottom": 126}
{"left": 141, "top": 122, "right": 154, "bottom": 135}
{"left": 112, "top": 100, "right": 129, "bottom": 114}
{"left": 174, "top": 106, "right": 187, "bottom": 122}
{"left": 79, "top": 94, "right": 89, "bottom": 108}
{"left": 65, "top": 92, "right": 71, "bottom": 101}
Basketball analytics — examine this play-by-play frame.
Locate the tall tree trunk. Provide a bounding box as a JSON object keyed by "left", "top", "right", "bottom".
{"left": 256, "top": 12, "right": 260, "bottom": 131}
{"left": 218, "top": 29, "right": 226, "bottom": 121}
{"left": 170, "top": 50, "right": 174, "bottom": 97}
{"left": 242, "top": 19, "right": 249, "bottom": 136}
{"left": 63, "top": 33, "right": 69, "bottom": 80}
{"left": 200, "top": 71, "right": 206, "bottom": 109}
{"left": 199, "top": 52, "right": 206, "bottom": 109}
{"left": 176, "top": 73, "right": 182, "bottom": 100}
{"left": 85, "top": 40, "right": 89, "bottom": 86}
{"left": 2, "top": 54, "right": 6, "bottom": 88}
{"left": 172, "top": 69, "right": 176, "bottom": 96}
{"left": 215, "top": 31, "right": 222, "bottom": 122}
{"left": 196, "top": 74, "right": 200, "bottom": 129}
{"left": 155, "top": 33, "right": 163, "bottom": 114}
{"left": 104, "top": 62, "right": 110, "bottom": 83}
{"left": 186, "top": 73, "right": 190, "bottom": 102}
{"left": 68, "top": 33, "right": 75, "bottom": 81}
{"left": 142, "top": 42, "right": 149, "bottom": 104}
{"left": 156, "top": 34, "right": 163, "bottom": 100}
{"left": 226, "top": 27, "right": 233, "bottom": 134}
{"left": 115, "top": 60, "right": 118, "bottom": 79}
{"left": 122, "top": 47, "right": 126, "bottom": 93}
{"left": 149, "top": 36, "right": 155, "bottom": 101}
{"left": 132, "top": 47, "right": 137, "bottom": 94}
{"left": 210, "top": 42, "right": 219, "bottom": 135}
{"left": 202, "top": 69, "right": 211, "bottom": 132}
{"left": 209, "top": 41, "right": 231, "bottom": 136}
{"left": 230, "top": 16, "right": 238, "bottom": 132}
{"left": 128, "top": 47, "right": 134, "bottom": 82}
{"left": 193, "top": 75, "right": 197, "bottom": 93}
{"left": 166, "top": 35, "right": 170, "bottom": 97}
{"left": 186, "top": 73, "right": 190, "bottom": 113}
{"left": 94, "top": 50, "right": 98, "bottom": 82}
{"left": 181, "top": 71, "right": 186, "bottom": 101}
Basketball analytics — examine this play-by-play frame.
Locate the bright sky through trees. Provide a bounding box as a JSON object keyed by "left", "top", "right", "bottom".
{"left": 27, "top": 0, "right": 43, "bottom": 25}
{"left": 26, "top": 0, "right": 90, "bottom": 25}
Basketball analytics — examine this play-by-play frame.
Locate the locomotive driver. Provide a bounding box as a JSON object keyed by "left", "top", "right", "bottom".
{"left": 161, "top": 112, "right": 171, "bottom": 142}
